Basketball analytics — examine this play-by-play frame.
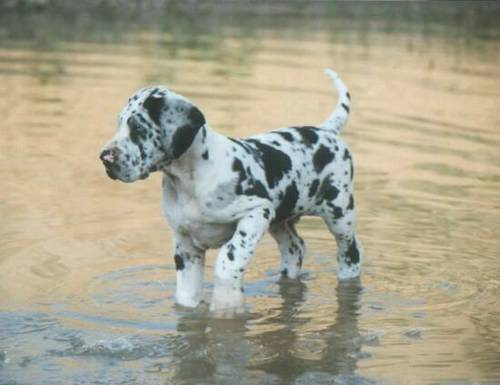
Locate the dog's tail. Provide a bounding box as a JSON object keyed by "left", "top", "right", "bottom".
{"left": 319, "top": 68, "right": 351, "bottom": 134}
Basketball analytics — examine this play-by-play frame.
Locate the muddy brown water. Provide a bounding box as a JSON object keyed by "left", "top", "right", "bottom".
{"left": 1, "top": 3, "right": 500, "bottom": 385}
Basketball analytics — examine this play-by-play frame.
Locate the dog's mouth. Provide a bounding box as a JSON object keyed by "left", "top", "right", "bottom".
{"left": 102, "top": 155, "right": 171, "bottom": 182}
{"left": 102, "top": 162, "right": 135, "bottom": 182}
{"left": 105, "top": 167, "right": 118, "bottom": 180}
{"left": 102, "top": 160, "right": 122, "bottom": 180}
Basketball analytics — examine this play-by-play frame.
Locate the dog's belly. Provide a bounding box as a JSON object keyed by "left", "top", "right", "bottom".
{"left": 180, "top": 220, "right": 236, "bottom": 250}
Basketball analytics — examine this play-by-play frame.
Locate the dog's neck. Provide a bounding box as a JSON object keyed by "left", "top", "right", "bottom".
{"left": 161, "top": 125, "right": 228, "bottom": 180}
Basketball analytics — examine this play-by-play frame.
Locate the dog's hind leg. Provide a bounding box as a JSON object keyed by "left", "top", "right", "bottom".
{"left": 321, "top": 197, "right": 362, "bottom": 280}
{"left": 270, "top": 219, "right": 305, "bottom": 279}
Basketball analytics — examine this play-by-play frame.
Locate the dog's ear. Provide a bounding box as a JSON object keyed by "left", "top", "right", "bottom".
{"left": 171, "top": 106, "right": 206, "bottom": 159}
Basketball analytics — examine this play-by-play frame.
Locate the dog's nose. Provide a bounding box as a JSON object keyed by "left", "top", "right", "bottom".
{"left": 100, "top": 148, "right": 117, "bottom": 167}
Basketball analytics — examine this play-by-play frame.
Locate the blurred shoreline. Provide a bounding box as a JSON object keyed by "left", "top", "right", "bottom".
{"left": 1, "top": 1, "right": 500, "bottom": 50}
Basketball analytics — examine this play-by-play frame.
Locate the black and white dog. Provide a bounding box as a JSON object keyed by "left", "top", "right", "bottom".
{"left": 100, "top": 69, "right": 362, "bottom": 314}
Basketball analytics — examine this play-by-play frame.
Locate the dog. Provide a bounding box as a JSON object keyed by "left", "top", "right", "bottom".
{"left": 100, "top": 69, "right": 362, "bottom": 314}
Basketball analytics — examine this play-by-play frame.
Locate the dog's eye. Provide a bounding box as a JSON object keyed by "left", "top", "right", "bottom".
{"left": 128, "top": 116, "right": 145, "bottom": 144}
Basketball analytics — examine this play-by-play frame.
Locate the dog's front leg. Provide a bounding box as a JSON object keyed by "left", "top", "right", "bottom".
{"left": 210, "top": 204, "right": 274, "bottom": 315}
{"left": 173, "top": 234, "right": 206, "bottom": 308}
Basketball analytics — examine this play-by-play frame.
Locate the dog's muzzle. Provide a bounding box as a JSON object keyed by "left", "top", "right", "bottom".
{"left": 99, "top": 148, "right": 120, "bottom": 180}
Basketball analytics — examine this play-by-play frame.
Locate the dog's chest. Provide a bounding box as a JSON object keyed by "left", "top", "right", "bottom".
{"left": 162, "top": 176, "right": 236, "bottom": 249}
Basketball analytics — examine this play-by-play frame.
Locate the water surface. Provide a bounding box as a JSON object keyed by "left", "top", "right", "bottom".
{"left": 1, "top": 3, "right": 500, "bottom": 385}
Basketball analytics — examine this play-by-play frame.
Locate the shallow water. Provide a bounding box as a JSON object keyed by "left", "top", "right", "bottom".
{"left": 1, "top": 3, "right": 500, "bottom": 385}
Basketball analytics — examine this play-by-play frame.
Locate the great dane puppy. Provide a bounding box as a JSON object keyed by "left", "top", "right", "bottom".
{"left": 100, "top": 69, "right": 362, "bottom": 314}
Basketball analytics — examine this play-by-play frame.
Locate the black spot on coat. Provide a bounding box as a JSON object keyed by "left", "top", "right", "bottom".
{"left": 127, "top": 116, "right": 147, "bottom": 144}
{"left": 143, "top": 93, "right": 165, "bottom": 126}
{"left": 274, "top": 182, "right": 299, "bottom": 222}
{"left": 232, "top": 158, "right": 247, "bottom": 194}
{"left": 313, "top": 145, "right": 335, "bottom": 173}
{"left": 188, "top": 105, "right": 205, "bottom": 129}
{"left": 308, "top": 179, "right": 320, "bottom": 198}
{"left": 345, "top": 238, "right": 360, "bottom": 265}
{"left": 332, "top": 206, "right": 343, "bottom": 219}
{"left": 229, "top": 138, "right": 254, "bottom": 156}
{"left": 341, "top": 103, "right": 350, "bottom": 113}
{"left": 342, "top": 149, "right": 354, "bottom": 180}
{"left": 174, "top": 254, "right": 185, "bottom": 271}
{"left": 347, "top": 195, "right": 354, "bottom": 210}
{"left": 274, "top": 131, "right": 294, "bottom": 142}
{"left": 246, "top": 139, "right": 292, "bottom": 188}
{"left": 233, "top": 157, "right": 271, "bottom": 200}
{"left": 245, "top": 180, "right": 271, "bottom": 200}
{"left": 227, "top": 244, "right": 236, "bottom": 261}
{"left": 171, "top": 106, "right": 206, "bottom": 158}
{"left": 136, "top": 113, "right": 152, "bottom": 128}
{"left": 343, "top": 148, "right": 352, "bottom": 161}
{"left": 232, "top": 158, "right": 247, "bottom": 182}
{"left": 317, "top": 179, "right": 339, "bottom": 202}
{"left": 294, "top": 126, "right": 319, "bottom": 146}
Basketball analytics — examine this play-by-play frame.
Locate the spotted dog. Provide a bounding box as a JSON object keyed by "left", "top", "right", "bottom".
{"left": 100, "top": 69, "right": 362, "bottom": 314}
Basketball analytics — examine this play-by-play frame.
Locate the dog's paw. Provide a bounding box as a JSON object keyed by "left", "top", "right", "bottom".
{"left": 209, "top": 284, "right": 245, "bottom": 317}
{"left": 175, "top": 293, "right": 203, "bottom": 308}
{"left": 337, "top": 264, "right": 361, "bottom": 280}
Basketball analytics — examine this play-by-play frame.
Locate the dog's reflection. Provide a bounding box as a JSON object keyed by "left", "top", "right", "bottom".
{"left": 173, "top": 278, "right": 364, "bottom": 384}
{"left": 251, "top": 278, "right": 364, "bottom": 382}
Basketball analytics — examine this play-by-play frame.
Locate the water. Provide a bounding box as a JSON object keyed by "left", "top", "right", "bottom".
{"left": 1, "top": 3, "right": 500, "bottom": 384}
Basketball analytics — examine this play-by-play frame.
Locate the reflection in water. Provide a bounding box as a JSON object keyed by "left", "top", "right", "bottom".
{"left": 173, "top": 279, "right": 366, "bottom": 385}
{"left": 243, "top": 281, "right": 310, "bottom": 383}
{"left": 1, "top": 2, "right": 500, "bottom": 385}
{"left": 175, "top": 315, "right": 251, "bottom": 384}
{"left": 254, "top": 279, "right": 366, "bottom": 383}
{"left": 317, "top": 280, "right": 364, "bottom": 375}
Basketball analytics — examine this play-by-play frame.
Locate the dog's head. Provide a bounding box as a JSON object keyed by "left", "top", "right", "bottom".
{"left": 99, "top": 87, "right": 205, "bottom": 182}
